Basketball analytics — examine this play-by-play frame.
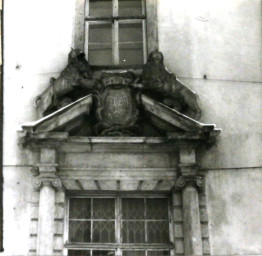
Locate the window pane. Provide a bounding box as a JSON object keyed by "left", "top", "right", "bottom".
{"left": 89, "top": 49, "right": 112, "bottom": 65}
{"left": 119, "top": 0, "right": 143, "bottom": 16}
{"left": 119, "top": 47, "right": 143, "bottom": 65}
{"left": 68, "top": 250, "right": 91, "bottom": 256}
{"left": 93, "top": 221, "right": 115, "bottom": 242}
{"left": 123, "top": 251, "right": 145, "bottom": 256}
{"left": 146, "top": 198, "right": 169, "bottom": 219}
{"left": 119, "top": 23, "right": 143, "bottom": 43}
{"left": 147, "top": 221, "right": 169, "bottom": 243}
{"left": 69, "top": 198, "right": 91, "bottom": 219}
{"left": 89, "top": 23, "right": 112, "bottom": 44}
{"left": 93, "top": 251, "right": 115, "bottom": 256}
{"left": 119, "top": 23, "right": 143, "bottom": 65}
{"left": 122, "top": 198, "right": 144, "bottom": 219}
{"left": 93, "top": 198, "right": 115, "bottom": 219}
{"left": 89, "top": 0, "right": 112, "bottom": 17}
{"left": 122, "top": 221, "right": 145, "bottom": 243}
{"left": 69, "top": 221, "right": 91, "bottom": 242}
{"left": 89, "top": 23, "right": 113, "bottom": 65}
{"left": 148, "top": 251, "right": 170, "bottom": 256}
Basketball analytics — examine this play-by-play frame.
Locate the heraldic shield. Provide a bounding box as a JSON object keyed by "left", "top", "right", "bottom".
{"left": 94, "top": 72, "right": 140, "bottom": 136}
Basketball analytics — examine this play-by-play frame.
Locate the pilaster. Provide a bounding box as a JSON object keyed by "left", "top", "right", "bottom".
{"left": 174, "top": 148, "right": 204, "bottom": 256}
{"left": 32, "top": 148, "right": 62, "bottom": 256}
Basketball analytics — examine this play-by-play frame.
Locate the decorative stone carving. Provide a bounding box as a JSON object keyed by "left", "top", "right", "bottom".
{"left": 28, "top": 49, "right": 220, "bottom": 137}
{"left": 175, "top": 175, "right": 205, "bottom": 191}
{"left": 141, "top": 50, "right": 201, "bottom": 119}
{"left": 35, "top": 49, "right": 94, "bottom": 116}
{"left": 33, "top": 176, "right": 63, "bottom": 191}
{"left": 94, "top": 72, "right": 140, "bottom": 136}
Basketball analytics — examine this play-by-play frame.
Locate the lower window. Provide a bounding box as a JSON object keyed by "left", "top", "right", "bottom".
{"left": 66, "top": 195, "right": 173, "bottom": 256}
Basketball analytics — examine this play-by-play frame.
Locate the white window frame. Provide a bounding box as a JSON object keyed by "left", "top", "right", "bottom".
{"left": 84, "top": 0, "right": 147, "bottom": 66}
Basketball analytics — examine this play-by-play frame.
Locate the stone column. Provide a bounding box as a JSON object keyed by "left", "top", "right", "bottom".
{"left": 175, "top": 148, "right": 204, "bottom": 256}
{"left": 33, "top": 148, "right": 62, "bottom": 256}
{"left": 34, "top": 176, "right": 62, "bottom": 256}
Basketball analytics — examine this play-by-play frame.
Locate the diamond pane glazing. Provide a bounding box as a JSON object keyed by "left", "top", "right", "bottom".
{"left": 69, "top": 221, "right": 91, "bottom": 242}
{"left": 69, "top": 198, "right": 91, "bottom": 219}
{"left": 122, "top": 198, "right": 144, "bottom": 220}
{"left": 93, "top": 198, "right": 115, "bottom": 219}
{"left": 146, "top": 199, "right": 168, "bottom": 219}
{"left": 122, "top": 221, "right": 145, "bottom": 243}
{"left": 147, "top": 221, "right": 169, "bottom": 243}
{"left": 93, "top": 221, "right": 115, "bottom": 243}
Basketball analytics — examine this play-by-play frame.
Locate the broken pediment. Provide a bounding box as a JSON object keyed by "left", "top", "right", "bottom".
{"left": 21, "top": 49, "right": 220, "bottom": 141}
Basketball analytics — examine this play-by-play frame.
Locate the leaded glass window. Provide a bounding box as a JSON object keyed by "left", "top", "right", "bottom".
{"left": 67, "top": 196, "right": 173, "bottom": 256}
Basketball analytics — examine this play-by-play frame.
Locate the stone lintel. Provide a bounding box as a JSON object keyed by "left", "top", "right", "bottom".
{"left": 40, "top": 148, "right": 56, "bottom": 164}
{"left": 179, "top": 148, "right": 196, "bottom": 165}
{"left": 37, "top": 164, "right": 58, "bottom": 174}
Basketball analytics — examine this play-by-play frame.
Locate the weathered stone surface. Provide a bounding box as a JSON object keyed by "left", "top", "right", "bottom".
{"left": 53, "top": 236, "right": 64, "bottom": 251}
{"left": 174, "top": 240, "right": 184, "bottom": 254}
{"left": 37, "top": 184, "right": 56, "bottom": 256}
{"left": 62, "top": 152, "right": 176, "bottom": 168}
{"left": 174, "top": 208, "right": 183, "bottom": 221}
{"left": 182, "top": 186, "right": 203, "bottom": 256}
{"left": 174, "top": 224, "right": 184, "bottom": 238}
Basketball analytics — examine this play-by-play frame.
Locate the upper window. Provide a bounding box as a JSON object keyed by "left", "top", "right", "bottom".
{"left": 85, "top": 0, "right": 147, "bottom": 66}
{"left": 66, "top": 195, "right": 173, "bottom": 256}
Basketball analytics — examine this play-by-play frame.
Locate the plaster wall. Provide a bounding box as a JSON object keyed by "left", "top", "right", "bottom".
{"left": 2, "top": 0, "right": 262, "bottom": 255}
{"left": 157, "top": 1, "right": 262, "bottom": 255}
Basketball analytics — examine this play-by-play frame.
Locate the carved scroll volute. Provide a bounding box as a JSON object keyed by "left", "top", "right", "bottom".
{"left": 33, "top": 177, "right": 63, "bottom": 191}
{"left": 175, "top": 175, "right": 205, "bottom": 192}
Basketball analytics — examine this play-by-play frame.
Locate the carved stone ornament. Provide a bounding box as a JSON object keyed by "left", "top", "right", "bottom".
{"left": 174, "top": 175, "right": 205, "bottom": 191}
{"left": 28, "top": 49, "right": 221, "bottom": 138}
{"left": 94, "top": 72, "right": 140, "bottom": 136}
{"left": 141, "top": 50, "right": 201, "bottom": 119}
{"left": 33, "top": 176, "right": 62, "bottom": 191}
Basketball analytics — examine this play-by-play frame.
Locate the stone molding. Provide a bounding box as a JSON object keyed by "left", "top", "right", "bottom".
{"left": 174, "top": 175, "right": 205, "bottom": 191}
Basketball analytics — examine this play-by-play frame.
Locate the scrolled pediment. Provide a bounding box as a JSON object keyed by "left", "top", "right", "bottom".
{"left": 20, "top": 49, "right": 221, "bottom": 143}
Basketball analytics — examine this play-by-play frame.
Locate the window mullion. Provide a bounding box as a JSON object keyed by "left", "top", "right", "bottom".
{"left": 91, "top": 198, "right": 93, "bottom": 243}
{"left": 113, "top": 0, "right": 119, "bottom": 65}
{"left": 113, "top": 20, "right": 119, "bottom": 65}
{"left": 116, "top": 196, "right": 121, "bottom": 244}
{"left": 142, "top": 19, "right": 147, "bottom": 64}
{"left": 84, "top": 21, "right": 89, "bottom": 61}
{"left": 144, "top": 198, "right": 147, "bottom": 243}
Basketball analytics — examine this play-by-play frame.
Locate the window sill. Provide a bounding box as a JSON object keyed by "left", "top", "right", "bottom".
{"left": 90, "top": 64, "right": 144, "bottom": 72}
{"left": 65, "top": 242, "right": 174, "bottom": 249}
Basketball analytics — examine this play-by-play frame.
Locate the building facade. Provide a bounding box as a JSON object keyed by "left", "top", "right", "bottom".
{"left": 3, "top": 0, "right": 262, "bottom": 256}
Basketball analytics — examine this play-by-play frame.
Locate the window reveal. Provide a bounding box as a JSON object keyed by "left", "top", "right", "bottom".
{"left": 85, "top": 0, "right": 147, "bottom": 66}
{"left": 67, "top": 196, "right": 172, "bottom": 256}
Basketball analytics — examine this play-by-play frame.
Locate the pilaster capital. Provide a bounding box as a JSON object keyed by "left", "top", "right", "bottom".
{"left": 33, "top": 176, "right": 63, "bottom": 191}
{"left": 174, "top": 175, "right": 205, "bottom": 191}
